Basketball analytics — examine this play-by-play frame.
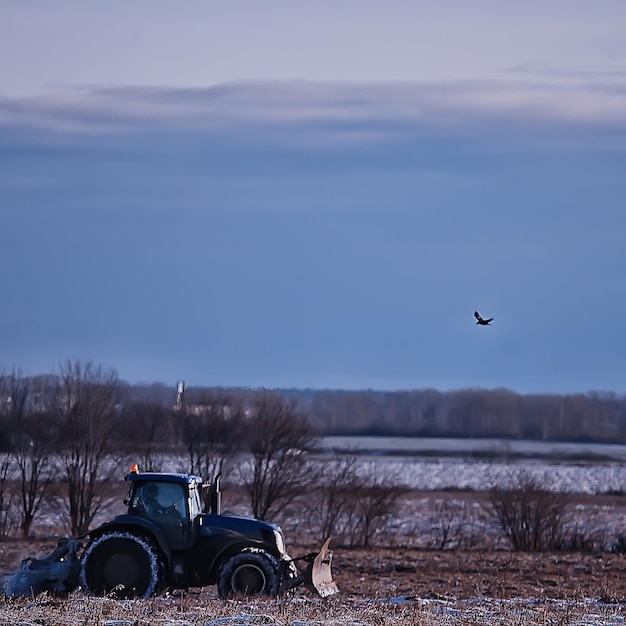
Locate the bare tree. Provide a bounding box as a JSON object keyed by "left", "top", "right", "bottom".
{"left": 488, "top": 470, "right": 571, "bottom": 551}
{"left": 52, "top": 360, "right": 120, "bottom": 535}
{"left": 426, "top": 498, "right": 472, "bottom": 550}
{"left": 12, "top": 415, "right": 53, "bottom": 538}
{"left": 0, "top": 368, "right": 53, "bottom": 537}
{"left": 239, "top": 394, "right": 318, "bottom": 520}
{"left": 178, "top": 393, "right": 244, "bottom": 481}
{"left": 0, "top": 369, "right": 15, "bottom": 534}
{"left": 0, "top": 367, "right": 30, "bottom": 425}
{"left": 305, "top": 459, "right": 404, "bottom": 547}
{"left": 117, "top": 400, "right": 175, "bottom": 472}
{"left": 346, "top": 470, "right": 406, "bottom": 548}
{"left": 305, "top": 456, "right": 360, "bottom": 544}
{"left": 0, "top": 454, "right": 14, "bottom": 536}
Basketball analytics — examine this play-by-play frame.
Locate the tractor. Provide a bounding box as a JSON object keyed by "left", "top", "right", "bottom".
{"left": 2, "top": 465, "right": 338, "bottom": 599}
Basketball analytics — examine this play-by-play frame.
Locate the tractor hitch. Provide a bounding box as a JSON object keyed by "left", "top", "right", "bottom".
{"left": 2, "top": 538, "right": 82, "bottom": 598}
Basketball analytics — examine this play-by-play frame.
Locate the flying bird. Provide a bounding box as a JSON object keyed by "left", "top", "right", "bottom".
{"left": 474, "top": 311, "right": 493, "bottom": 326}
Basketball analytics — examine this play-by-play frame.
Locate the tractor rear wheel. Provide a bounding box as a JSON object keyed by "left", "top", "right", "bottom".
{"left": 80, "top": 531, "right": 164, "bottom": 599}
{"left": 217, "top": 549, "right": 281, "bottom": 599}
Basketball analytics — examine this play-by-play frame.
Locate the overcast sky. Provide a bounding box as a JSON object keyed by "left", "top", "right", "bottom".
{"left": 1, "top": 2, "right": 626, "bottom": 394}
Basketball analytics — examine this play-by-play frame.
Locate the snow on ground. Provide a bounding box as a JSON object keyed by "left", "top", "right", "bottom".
{"left": 3, "top": 451, "right": 624, "bottom": 495}
{"left": 347, "top": 456, "right": 626, "bottom": 494}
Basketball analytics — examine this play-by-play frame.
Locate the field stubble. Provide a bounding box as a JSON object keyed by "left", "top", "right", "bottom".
{"left": 1, "top": 529, "right": 626, "bottom": 624}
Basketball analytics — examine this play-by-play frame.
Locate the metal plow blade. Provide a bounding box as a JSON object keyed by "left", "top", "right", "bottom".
{"left": 309, "top": 538, "right": 339, "bottom": 597}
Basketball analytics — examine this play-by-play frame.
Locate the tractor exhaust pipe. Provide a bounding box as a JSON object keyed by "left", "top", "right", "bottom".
{"left": 208, "top": 472, "right": 222, "bottom": 515}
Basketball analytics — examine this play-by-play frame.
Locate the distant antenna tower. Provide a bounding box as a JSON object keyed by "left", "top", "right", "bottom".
{"left": 176, "top": 381, "right": 185, "bottom": 409}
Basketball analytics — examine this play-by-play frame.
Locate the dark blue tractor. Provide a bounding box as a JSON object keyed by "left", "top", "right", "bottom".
{"left": 3, "top": 466, "right": 337, "bottom": 600}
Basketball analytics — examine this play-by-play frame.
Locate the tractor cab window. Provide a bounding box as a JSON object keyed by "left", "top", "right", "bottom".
{"left": 188, "top": 481, "right": 203, "bottom": 519}
{"left": 134, "top": 482, "right": 186, "bottom": 521}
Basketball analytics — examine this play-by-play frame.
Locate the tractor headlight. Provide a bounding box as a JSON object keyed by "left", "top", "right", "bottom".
{"left": 273, "top": 529, "right": 286, "bottom": 555}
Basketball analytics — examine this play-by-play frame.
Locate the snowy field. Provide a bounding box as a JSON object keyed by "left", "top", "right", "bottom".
{"left": 345, "top": 456, "right": 626, "bottom": 494}
{"left": 4, "top": 447, "right": 626, "bottom": 547}
{"left": 4, "top": 453, "right": 626, "bottom": 495}
{"left": 316, "top": 436, "right": 626, "bottom": 494}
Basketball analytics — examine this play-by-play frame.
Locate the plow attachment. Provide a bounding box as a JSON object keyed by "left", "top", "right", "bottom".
{"left": 288, "top": 538, "right": 339, "bottom": 598}
{"left": 2, "top": 538, "right": 82, "bottom": 598}
{"left": 309, "top": 538, "right": 339, "bottom": 597}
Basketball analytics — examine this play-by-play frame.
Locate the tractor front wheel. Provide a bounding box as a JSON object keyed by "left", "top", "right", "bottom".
{"left": 80, "top": 531, "right": 164, "bottom": 599}
{"left": 217, "top": 549, "right": 281, "bottom": 599}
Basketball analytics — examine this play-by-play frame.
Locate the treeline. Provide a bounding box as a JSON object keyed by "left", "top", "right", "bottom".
{"left": 3, "top": 364, "right": 626, "bottom": 443}
{"left": 120, "top": 384, "right": 626, "bottom": 443}
{"left": 285, "top": 387, "right": 626, "bottom": 443}
{"left": 181, "top": 386, "right": 626, "bottom": 443}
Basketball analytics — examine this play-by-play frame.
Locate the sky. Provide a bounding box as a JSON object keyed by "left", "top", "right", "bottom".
{"left": 1, "top": 2, "right": 626, "bottom": 394}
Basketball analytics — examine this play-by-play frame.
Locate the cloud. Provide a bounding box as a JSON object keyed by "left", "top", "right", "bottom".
{"left": 508, "top": 62, "right": 626, "bottom": 83}
{"left": 2, "top": 78, "right": 626, "bottom": 143}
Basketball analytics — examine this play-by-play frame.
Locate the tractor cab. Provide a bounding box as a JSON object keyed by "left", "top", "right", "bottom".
{"left": 125, "top": 467, "right": 205, "bottom": 551}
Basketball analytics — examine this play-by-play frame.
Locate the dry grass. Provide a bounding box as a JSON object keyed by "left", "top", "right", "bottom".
{"left": 1, "top": 541, "right": 626, "bottom": 624}
{"left": 0, "top": 593, "right": 625, "bottom": 626}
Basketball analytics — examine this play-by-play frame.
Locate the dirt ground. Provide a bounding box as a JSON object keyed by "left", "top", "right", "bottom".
{"left": 1, "top": 538, "right": 624, "bottom": 603}
{"left": 332, "top": 547, "right": 626, "bottom": 602}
